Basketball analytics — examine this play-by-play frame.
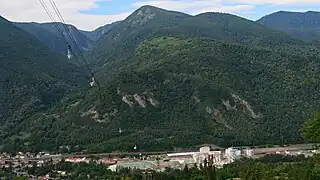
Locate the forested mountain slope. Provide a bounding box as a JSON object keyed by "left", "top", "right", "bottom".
{"left": 257, "top": 11, "right": 320, "bottom": 41}
{"left": 14, "top": 22, "right": 67, "bottom": 53}
{"left": 88, "top": 6, "right": 191, "bottom": 72}
{"left": 0, "top": 16, "right": 87, "bottom": 147}
{"left": 88, "top": 6, "right": 309, "bottom": 81}
{"left": 6, "top": 37, "right": 319, "bottom": 153}
{"left": 14, "top": 22, "right": 93, "bottom": 53}
{"left": 80, "top": 21, "right": 120, "bottom": 42}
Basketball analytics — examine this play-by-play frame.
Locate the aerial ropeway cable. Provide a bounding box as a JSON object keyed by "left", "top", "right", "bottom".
{"left": 48, "top": 0, "right": 98, "bottom": 87}
{"left": 38, "top": 0, "right": 99, "bottom": 87}
{"left": 38, "top": 0, "right": 83, "bottom": 70}
{"left": 38, "top": 0, "right": 68, "bottom": 46}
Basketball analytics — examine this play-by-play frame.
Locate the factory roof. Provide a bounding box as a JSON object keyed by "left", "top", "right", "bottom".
{"left": 114, "top": 161, "right": 157, "bottom": 169}
{"left": 167, "top": 152, "right": 196, "bottom": 157}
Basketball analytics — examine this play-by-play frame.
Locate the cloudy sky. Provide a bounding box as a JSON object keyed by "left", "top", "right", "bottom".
{"left": 1, "top": 0, "right": 319, "bottom": 31}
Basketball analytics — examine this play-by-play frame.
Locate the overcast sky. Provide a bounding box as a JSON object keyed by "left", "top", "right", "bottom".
{"left": 1, "top": 0, "right": 319, "bottom": 31}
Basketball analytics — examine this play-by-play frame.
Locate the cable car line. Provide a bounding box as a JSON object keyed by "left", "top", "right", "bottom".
{"left": 48, "top": 0, "right": 74, "bottom": 44}
{"left": 48, "top": 0, "right": 95, "bottom": 75}
{"left": 38, "top": 0, "right": 68, "bottom": 46}
{"left": 38, "top": 0, "right": 88, "bottom": 77}
{"left": 38, "top": 0, "right": 92, "bottom": 83}
{"left": 47, "top": 0, "right": 99, "bottom": 86}
{"left": 0, "top": 0, "right": 100, "bottom": 90}
{"left": 39, "top": 0, "right": 81, "bottom": 63}
{"left": 37, "top": 0, "right": 99, "bottom": 87}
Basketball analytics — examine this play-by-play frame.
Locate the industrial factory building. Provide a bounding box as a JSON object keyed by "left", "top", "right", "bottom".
{"left": 107, "top": 146, "right": 253, "bottom": 172}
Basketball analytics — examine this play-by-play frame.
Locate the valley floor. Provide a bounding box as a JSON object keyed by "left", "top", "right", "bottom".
{"left": 1, "top": 143, "right": 318, "bottom": 178}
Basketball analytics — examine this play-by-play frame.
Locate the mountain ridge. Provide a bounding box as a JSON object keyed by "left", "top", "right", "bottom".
{"left": 87, "top": 6, "right": 309, "bottom": 83}
{"left": 80, "top": 21, "right": 120, "bottom": 42}
{"left": 257, "top": 11, "right": 320, "bottom": 41}
{"left": 14, "top": 21, "right": 93, "bottom": 53}
{"left": 10, "top": 7, "right": 319, "bottom": 54}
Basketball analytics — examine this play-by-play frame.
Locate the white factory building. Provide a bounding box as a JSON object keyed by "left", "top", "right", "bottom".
{"left": 224, "top": 147, "right": 241, "bottom": 161}
{"left": 166, "top": 147, "right": 223, "bottom": 167}
{"left": 161, "top": 146, "right": 256, "bottom": 168}
{"left": 107, "top": 146, "right": 255, "bottom": 172}
{"left": 193, "top": 147, "right": 222, "bottom": 165}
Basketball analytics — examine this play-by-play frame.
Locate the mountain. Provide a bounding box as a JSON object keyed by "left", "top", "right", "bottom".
{"left": 1, "top": 6, "right": 319, "bottom": 153}
{"left": 169, "top": 12, "right": 303, "bottom": 47}
{"left": 14, "top": 22, "right": 93, "bottom": 53}
{"left": 7, "top": 36, "right": 319, "bottom": 153}
{"left": 80, "top": 21, "right": 120, "bottom": 42}
{"left": 0, "top": 16, "right": 87, "bottom": 149}
{"left": 87, "top": 5, "right": 191, "bottom": 68}
{"left": 257, "top": 11, "right": 320, "bottom": 41}
{"left": 88, "top": 6, "right": 308, "bottom": 81}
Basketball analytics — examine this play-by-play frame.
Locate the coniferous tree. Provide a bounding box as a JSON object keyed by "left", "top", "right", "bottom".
{"left": 194, "top": 163, "right": 198, "bottom": 169}
{"left": 199, "top": 163, "right": 204, "bottom": 170}
{"left": 183, "top": 164, "right": 189, "bottom": 180}
{"left": 212, "top": 165, "right": 217, "bottom": 180}
{"left": 203, "top": 158, "right": 208, "bottom": 180}
{"left": 207, "top": 155, "right": 216, "bottom": 180}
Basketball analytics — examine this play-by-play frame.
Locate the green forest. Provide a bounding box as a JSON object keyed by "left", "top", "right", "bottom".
{"left": 2, "top": 36, "right": 319, "bottom": 153}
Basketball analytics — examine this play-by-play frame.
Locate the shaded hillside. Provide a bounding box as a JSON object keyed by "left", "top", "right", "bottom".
{"left": 40, "top": 22, "right": 93, "bottom": 51}
{"left": 7, "top": 37, "right": 319, "bottom": 153}
{"left": 164, "top": 12, "right": 303, "bottom": 47}
{"left": 80, "top": 21, "right": 120, "bottom": 42}
{"left": 88, "top": 6, "right": 307, "bottom": 81}
{"left": 0, "top": 16, "right": 87, "bottom": 145}
{"left": 14, "top": 22, "right": 67, "bottom": 53}
{"left": 257, "top": 11, "right": 320, "bottom": 41}
{"left": 15, "top": 22, "right": 93, "bottom": 52}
